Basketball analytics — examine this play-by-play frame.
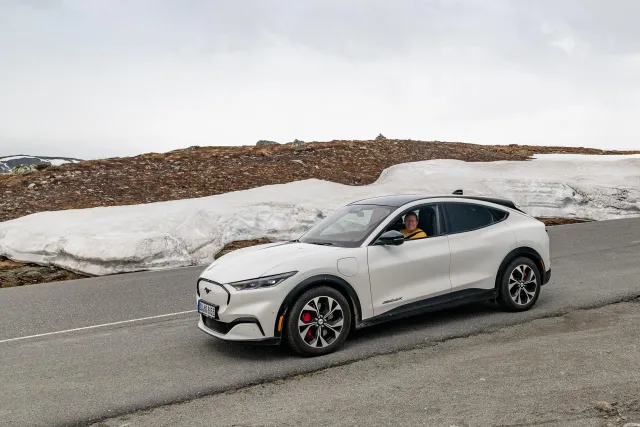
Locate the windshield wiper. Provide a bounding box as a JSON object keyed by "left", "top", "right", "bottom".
{"left": 309, "top": 241, "right": 333, "bottom": 246}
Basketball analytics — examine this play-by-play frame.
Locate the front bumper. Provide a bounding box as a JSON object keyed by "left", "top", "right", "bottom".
{"left": 196, "top": 277, "right": 289, "bottom": 344}
{"left": 197, "top": 315, "right": 281, "bottom": 345}
{"left": 543, "top": 268, "right": 551, "bottom": 285}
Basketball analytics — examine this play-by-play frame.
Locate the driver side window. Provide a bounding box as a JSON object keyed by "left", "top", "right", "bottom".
{"left": 384, "top": 204, "right": 443, "bottom": 240}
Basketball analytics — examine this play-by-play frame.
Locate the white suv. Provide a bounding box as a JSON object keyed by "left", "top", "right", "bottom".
{"left": 196, "top": 194, "right": 551, "bottom": 356}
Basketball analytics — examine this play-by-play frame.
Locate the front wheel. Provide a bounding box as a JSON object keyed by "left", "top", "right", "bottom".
{"left": 285, "top": 286, "right": 352, "bottom": 357}
{"left": 497, "top": 257, "right": 541, "bottom": 311}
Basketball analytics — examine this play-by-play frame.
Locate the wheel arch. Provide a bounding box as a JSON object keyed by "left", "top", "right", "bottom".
{"left": 495, "top": 247, "right": 546, "bottom": 290}
{"left": 274, "top": 274, "right": 362, "bottom": 337}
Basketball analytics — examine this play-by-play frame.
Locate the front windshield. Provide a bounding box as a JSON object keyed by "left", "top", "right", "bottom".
{"left": 299, "top": 204, "right": 394, "bottom": 248}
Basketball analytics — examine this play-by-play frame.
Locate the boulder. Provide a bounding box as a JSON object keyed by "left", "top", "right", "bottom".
{"left": 256, "top": 140, "right": 279, "bottom": 146}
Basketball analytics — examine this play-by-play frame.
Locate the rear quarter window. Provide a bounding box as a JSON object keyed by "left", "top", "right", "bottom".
{"left": 444, "top": 203, "right": 497, "bottom": 234}
{"left": 488, "top": 208, "right": 509, "bottom": 222}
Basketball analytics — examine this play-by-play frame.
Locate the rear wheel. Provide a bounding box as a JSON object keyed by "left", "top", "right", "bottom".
{"left": 285, "top": 286, "right": 352, "bottom": 357}
{"left": 497, "top": 257, "right": 541, "bottom": 311}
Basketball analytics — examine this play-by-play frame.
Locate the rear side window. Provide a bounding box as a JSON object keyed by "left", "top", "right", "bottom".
{"left": 488, "top": 208, "right": 508, "bottom": 222}
{"left": 444, "top": 203, "right": 496, "bottom": 234}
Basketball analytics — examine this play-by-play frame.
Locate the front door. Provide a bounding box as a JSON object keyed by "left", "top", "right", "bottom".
{"left": 367, "top": 204, "right": 452, "bottom": 316}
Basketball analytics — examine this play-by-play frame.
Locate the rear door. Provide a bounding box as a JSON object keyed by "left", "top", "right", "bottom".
{"left": 443, "top": 202, "right": 517, "bottom": 293}
{"left": 367, "top": 203, "right": 452, "bottom": 316}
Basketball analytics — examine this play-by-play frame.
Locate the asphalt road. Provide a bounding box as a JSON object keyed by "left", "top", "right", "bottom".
{"left": 92, "top": 300, "right": 640, "bottom": 427}
{"left": 1, "top": 218, "right": 640, "bottom": 427}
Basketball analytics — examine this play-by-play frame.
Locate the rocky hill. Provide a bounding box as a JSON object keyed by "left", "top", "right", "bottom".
{"left": 1, "top": 139, "right": 638, "bottom": 223}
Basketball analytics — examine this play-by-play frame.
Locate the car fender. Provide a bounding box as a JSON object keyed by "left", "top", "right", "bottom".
{"left": 495, "top": 247, "right": 547, "bottom": 289}
{"left": 273, "top": 274, "right": 363, "bottom": 337}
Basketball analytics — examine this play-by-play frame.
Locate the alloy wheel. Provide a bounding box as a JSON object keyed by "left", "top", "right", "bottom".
{"left": 297, "top": 296, "right": 344, "bottom": 348}
{"left": 508, "top": 265, "right": 538, "bottom": 306}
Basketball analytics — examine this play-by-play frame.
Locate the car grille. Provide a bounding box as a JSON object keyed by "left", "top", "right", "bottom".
{"left": 202, "top": 315, "right": 232, "bottom": 334}
{"left": 197, "top": 278, "right": 230, "bottom": 305}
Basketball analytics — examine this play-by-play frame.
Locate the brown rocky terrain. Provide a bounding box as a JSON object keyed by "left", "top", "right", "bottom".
{"left": 2, "top": 138, "right": 638, "bottom": 223}
{"left": 0, "top": 257, "right": 87, "bottom": 288}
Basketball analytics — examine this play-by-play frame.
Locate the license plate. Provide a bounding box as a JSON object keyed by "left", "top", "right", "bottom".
{"left": 198, "top": 300, "right": 217, "bottom": 319}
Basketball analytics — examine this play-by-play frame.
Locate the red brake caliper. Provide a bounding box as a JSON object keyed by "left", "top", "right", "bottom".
{"left": 302, "top": 312, "right": 313, "bottom": 339}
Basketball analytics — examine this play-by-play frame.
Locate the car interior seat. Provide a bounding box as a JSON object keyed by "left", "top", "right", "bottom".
{"left": 390, "top": 217, "right": 405, "bottom": 232}
{"left": 418, "top": 206, "right": 437, "bottom": 237}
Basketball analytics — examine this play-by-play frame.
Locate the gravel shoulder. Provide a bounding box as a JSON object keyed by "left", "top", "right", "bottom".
{"left": 93, "top": 299, "right": 640, "bottom": 427}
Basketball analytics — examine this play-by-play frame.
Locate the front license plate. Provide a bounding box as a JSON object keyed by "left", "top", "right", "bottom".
{"left": 198, "top": 301, "right": 217, "bottom": 319}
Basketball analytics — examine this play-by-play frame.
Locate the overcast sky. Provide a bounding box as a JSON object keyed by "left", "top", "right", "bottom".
{"left": 1, "top": 0, "right": 639, "bottom": 159}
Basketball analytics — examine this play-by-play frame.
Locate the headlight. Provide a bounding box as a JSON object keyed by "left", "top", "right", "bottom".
{"left": 228, "top": 271, "right": 298, "bottom": 291}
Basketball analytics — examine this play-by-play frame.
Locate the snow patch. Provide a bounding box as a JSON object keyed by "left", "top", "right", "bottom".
{"left": 1, "top": 155, "right": 639, "bottom": 276}
{"left": 48, "top": 159, "right": 77, "bottom": 166}
{"left": 0, "top": 156, "right": 30, "bottom": 161}
{"left": 532, "top": 154, "right": 640, "bottom": 161}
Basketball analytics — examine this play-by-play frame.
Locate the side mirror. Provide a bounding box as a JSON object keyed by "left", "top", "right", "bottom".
{"left": 375, "top": 230, "right": 405, "bottom": 246}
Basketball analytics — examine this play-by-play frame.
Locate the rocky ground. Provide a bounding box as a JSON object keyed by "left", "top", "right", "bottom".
{"left": 0, "top": 257, "right": 87, "bottom": 288}
{"left": 2, "top": 138, "right": 638, "bottom": 223}
{"left": 92, "top": 299, "right": 640, "bottom": 427}
{"left": 536, "top": 217, "right": 592, "bottom": 226}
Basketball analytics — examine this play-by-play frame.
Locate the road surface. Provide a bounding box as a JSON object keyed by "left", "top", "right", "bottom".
{"left": 1, "top": 218, "right": 640, "bottom": 427}
{"left": 92, "top": 300, "right": 640, "bottom": 427}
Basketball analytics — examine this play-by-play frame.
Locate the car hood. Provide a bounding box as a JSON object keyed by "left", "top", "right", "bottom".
{"left": 200, "top": 241, "right": 341, "bottom": 284}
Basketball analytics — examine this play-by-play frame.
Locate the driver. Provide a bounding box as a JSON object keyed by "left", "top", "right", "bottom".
{"left": 400, "top": 212, "right": 427, "bottom": 239}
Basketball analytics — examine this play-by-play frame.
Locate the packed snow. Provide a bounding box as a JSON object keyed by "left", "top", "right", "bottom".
{"left": 531, "top": 154, "right": 640, "bottom": 161}
{"left": 0, "top": 156, "right": 29, "bottom": 162}
{"left": 1, "top": 155, "right": 639, "bottom": 276}
{"left": 48, "top": 159, "right": 80, "bottom": 166}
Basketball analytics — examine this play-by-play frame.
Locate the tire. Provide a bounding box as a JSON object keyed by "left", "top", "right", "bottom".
{"left": 285, "top": 286, "right": 352, "bottom": 357}
{"left": 497, "top": 257, "right": 541, "bottom": 312}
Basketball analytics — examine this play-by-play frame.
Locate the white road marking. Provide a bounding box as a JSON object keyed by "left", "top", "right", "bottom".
{"left": 0, "top": 310, "right": 196, "bottom": 344}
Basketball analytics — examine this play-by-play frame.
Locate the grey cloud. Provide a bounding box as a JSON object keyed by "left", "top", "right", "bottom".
{"left": 1, "top": 0, "right": 639, "bottom": 157}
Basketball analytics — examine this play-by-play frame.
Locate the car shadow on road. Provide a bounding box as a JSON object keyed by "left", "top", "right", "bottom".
{"left": 349, "top": 301, "right": 503, "bottom": 342}
{"left": 201, "top": 301, "right": 512, "bottom": 361}
{"left": 201, "top": 338, "right": 289, "bottom": 359}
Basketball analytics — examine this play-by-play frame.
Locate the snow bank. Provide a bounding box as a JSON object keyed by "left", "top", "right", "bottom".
{"left": 48, "top": 159, "right": 80, "bottom": 166}
{"left": 1, "top": 155, "right": 639, "bottom": 276}
{"left": 0, "top": 156, "right": 28, "bottom": 161}
{"left": 531, "top": 154, "right": 640, "bottom": 161}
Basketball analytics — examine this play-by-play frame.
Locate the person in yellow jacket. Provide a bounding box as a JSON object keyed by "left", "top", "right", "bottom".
{"left": 400, "top": 212, "right": 427, "bottom": 239}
